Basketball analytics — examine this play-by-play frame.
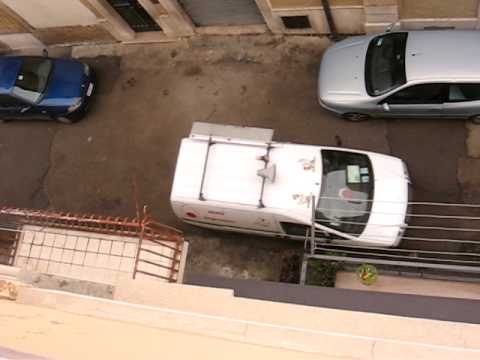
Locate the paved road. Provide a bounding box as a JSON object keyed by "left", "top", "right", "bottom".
{"left": 1, "top": 35, "right": 478, "bottom": 280}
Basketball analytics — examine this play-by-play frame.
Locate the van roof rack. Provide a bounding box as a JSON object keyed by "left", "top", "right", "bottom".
{"left": 191, "top": 122, "right": 276, "bottom": 207}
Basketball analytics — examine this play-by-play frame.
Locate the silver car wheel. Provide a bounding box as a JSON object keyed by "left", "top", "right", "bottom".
{"left": 469, "top": 115, "right": 480, "bottom": 125}
{"left": 342, "top": 113, "right": 370, "bottom": 122}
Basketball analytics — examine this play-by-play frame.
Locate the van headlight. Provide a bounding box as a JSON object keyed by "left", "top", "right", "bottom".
{"left": 397, "top": 224, "right": 407, "bottom": 241}
{"left": 68, "top": 97, "right": 82, "bottom": 113}
{"left": 402, "top": 161, "right": 411, "bottom": 183}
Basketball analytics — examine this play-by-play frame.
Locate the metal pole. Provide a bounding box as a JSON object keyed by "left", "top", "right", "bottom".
{"left": 310, "top": 195, "right": 316, "bottom": 255}
{"left": 300, "top": 256, "right": 309, "bottom": 285}
{"left": 198, "top": 137, "right": 213, "bottom": 201}
{"left": 321, "top": 0, "right": 339, "bottom": 41}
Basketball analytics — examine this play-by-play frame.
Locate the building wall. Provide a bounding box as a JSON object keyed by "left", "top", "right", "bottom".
{"left": 0, "top": 0, "right": 115, "bottom": 49}
{"left": 0, "top": 0, "right": 479, "bottom": 49}
{"left": 0, "top": 3, "right": 29, "bottom": 34}
{"left": 398, "top": 0, "right": 480, "bottom": 31}
{"left": 400, "top": 0, "right": 478, "bottom": 19}
{"left": 2, "top": 0, "right": 98, "bottom": 28}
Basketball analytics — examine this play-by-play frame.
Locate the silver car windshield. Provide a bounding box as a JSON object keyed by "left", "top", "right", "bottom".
{"left": 365, "top": 32, "right": 407, "bottom": 97}
{"left": 316, "top": 150, "right": 374, "bottom": 236}
{"left": 12, "top": 57, "right": 53, "bottom": 103}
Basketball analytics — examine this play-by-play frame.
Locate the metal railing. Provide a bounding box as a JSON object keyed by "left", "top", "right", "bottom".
{"left": 133, "top": 217, "right": 184, "bottom": 282}
{"left": 0, "top": 225, "right": 18, "bottom": 266}
{"left": 303, "top": 195, "right": 480, "bottom": 282}
{"left": 0, "top": 206, "right": 185, "bottom": 283}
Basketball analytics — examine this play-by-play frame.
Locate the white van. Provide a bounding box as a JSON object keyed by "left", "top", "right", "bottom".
{"left": 171, "top": 122, "right": 411, "bottom": 247}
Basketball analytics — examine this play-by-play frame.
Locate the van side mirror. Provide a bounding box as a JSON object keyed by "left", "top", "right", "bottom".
{"left": 382, "top": 103, "right": 390, "bottom": 112}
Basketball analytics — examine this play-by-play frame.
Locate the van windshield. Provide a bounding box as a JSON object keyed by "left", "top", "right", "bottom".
{"left": 316, "top": 150, "right": 374, "bottom": 236}
{"left": 365, "top": 32, "right": 407, "bottom": 96}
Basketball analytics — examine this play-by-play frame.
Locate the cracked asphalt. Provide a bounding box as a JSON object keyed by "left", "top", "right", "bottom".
{"left": 1, "top": 35, "right": 478, "bottom": 280}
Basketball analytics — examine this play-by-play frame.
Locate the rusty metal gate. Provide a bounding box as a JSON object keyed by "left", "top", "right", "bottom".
{"left": 107, "top": 0, "right": 161, "bottom": 32}
{"left": 178, "top": 0, "right": 265, "bottom": 27}
{"left": 0, "top": 206, "right": 186, "bottom": 284}
{"left": 0, "top": 226, "right": 17, "bottom": 265}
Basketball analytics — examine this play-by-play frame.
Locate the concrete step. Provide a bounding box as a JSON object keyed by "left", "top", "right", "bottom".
{"left": 14, "top": 285, "right": 480, "bottom": 359}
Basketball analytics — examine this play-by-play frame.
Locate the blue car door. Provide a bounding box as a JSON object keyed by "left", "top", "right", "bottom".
{"left": 19, "top": 102, "right": 52, "bottom": 120}
{"left": 0, "top": 94, "right": 25, "bottom": 120}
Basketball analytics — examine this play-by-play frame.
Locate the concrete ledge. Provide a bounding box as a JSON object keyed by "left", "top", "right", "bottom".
{"left": 400, "top": 18, "right": 478, "bottom": 30}
{"left": 114, "top": 278, "right": 234, "bottom": 308}
{"left": 336, "top": 271, "right": 480, "bottom": 300}
{"left": 196, "top": 25, "right": 268, "bottom": 36}
{"left": 365, "top": 21, "right": 391, "bottom": 33}
{"left": 186, "top": 274, "right": 480, "bottom": 325}
{"left": 122, "top": 32, "right": 177, "bottom": 44}
{"left": 365, "top": 13, "right": 397, "bottom": 23}
{"left": 364, "top": 0, "right": 397, "bottom": 5}
{"left": 0, "top": 33, "right": 44, "bottom": 50}
{"left": 15, "top": 287, "right": 480, "bottom": 358}
{"left": 18, "top": 270, "right": 114, "bottom": 299}
{"left": 364, "top": 5, "right": 398, "bottom": 15}
{"left": 17, "top": 287, "right": 249, "bottom": 342}
{"left": 0, "top": 265, "right": 20, "bottom": 279}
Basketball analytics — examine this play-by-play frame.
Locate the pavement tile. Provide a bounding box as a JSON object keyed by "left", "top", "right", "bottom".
{"left": 61, "top": 249, "right": 74, "bottom": 264}
{"left": 72, "top": 251, "right": 85, "bottom": 265}
{"left": 29, "top": 245, "right": 41, "bottom": 259}
{"left": 75, "top": 237, "right": 89, "bottom": 251}
{"left": 99, "top": 240, "right": 112, "bottom": 254}
{"left": 84, "top": 253, "right": 97, "bottom": 267}
{"left": 87, "top": 238, "right": 100, "bottom": 253}
{"left": 111, "top": 241, "right": 124, "bottom": 256}
{"left": 50, "top": 248, "right": 63, "bottom": 262}
{"left": 64, "top": 235, "right": 77, "bottom": 250}
{"left": 39, "top": 246, "right": 52, "bottom": 260}
{"left": 123, "top": 243, "right": 137, "bottom": 258}
{"left": 119, "top": 257, "right": 135, "bottom": 272}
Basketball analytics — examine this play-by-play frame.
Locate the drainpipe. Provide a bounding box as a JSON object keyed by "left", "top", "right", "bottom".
{"left": 321, "top": 0, "right": 339, "bottom": 41}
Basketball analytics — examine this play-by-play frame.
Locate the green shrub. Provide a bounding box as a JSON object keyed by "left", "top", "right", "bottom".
{"left": 306, "top": 259, "right": 342, "bottom": 287}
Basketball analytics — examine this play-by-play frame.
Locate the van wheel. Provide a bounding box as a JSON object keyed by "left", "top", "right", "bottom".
{"left": 342, "top": 113, "right": 370, "bottom": 122}
{"left": 469, "top": 114, "right": 480, "bottom": 125}
{"left": 56, "top": 116, "right": 73, "bottom": 124}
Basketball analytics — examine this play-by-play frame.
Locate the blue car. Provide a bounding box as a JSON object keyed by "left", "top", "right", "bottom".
{"left": 0, "top": 56, "right": 94, "bottom": 124}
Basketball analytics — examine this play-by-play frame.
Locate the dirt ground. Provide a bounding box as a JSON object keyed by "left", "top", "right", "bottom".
{"left": 1, "top": 35, "right": 477, "bottom": 280}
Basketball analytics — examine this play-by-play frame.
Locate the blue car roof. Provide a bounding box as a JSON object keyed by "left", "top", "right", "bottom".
{"left": 0, "top": 57, "right": 22, "bottom": 94}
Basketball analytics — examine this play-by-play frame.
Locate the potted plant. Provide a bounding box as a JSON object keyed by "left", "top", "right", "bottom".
{"left": 357, "top": 264, "right": 378, "bottom": 286}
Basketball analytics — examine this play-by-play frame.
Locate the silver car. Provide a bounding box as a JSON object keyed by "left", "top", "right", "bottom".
{"left": 318, "top": 30, "right": 480, "bottom": 123}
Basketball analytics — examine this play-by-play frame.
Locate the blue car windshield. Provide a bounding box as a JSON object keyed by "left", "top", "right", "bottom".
{"left": 365, "top": 32, "right": 407, "bottom": 96}
{"left": 13, "top": 58, "right": 53, "bottom": 103}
